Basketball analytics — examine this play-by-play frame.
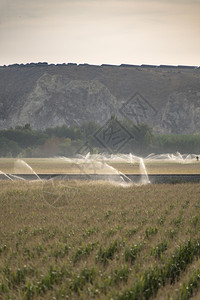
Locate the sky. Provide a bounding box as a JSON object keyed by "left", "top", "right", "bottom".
{"left": 0, "top": 0, "right": 200, "bottom": 66}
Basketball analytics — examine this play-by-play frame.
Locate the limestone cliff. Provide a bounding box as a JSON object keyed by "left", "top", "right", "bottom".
{"left": 0, "top": 63, "right": 200, "bottom": 133}
{"left": 5, "top": 73, "right": 119, "bottom": 130}
{"left": 161, "top": 91, "right": 200, "bottom": 134}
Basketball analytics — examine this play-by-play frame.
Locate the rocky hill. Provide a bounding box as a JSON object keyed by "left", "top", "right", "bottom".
{"left": 0, "top": 63, "right": 200, "bottom": 133}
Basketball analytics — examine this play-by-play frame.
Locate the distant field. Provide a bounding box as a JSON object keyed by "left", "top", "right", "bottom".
{"left": 1, "top": 181, "right": 200, "bottom": 299}
{"left": 0, "top": 158, "right": 200, "bottom": 174}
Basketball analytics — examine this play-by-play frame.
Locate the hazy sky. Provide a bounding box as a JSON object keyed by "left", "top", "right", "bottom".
{"left": 0, "top": 0, "right": 200, "bottom": 66}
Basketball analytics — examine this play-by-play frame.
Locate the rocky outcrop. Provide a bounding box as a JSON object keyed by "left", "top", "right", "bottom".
{"left": 0, "top": 63, "right": 200, "bottom": 133}
{"left": 5, "top": 73, "right": 119, "bottom": 130}
{"left": 161, "top": 91, "right": 200, "bottom": 134}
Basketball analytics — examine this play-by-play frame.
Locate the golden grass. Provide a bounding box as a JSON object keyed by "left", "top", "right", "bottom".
{"left": 0, "top": 157, "right": 200, "bottom": 174}
{"left": 1, "top": 180, "right": 200, "bottom": 299}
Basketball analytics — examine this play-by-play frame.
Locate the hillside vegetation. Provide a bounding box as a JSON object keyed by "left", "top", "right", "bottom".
{"left": 1, "top": 121, "right": 200, "bottom": 157}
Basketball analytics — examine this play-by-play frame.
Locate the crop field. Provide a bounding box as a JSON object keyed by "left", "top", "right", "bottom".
{"left": 0, "top": 158, "right": 200, "bottom": 174}
{"left": 1, "top": 180, "right": 200, "bottom": 299}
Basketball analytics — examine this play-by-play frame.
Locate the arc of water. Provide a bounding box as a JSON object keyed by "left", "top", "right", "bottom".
{"left": 16, "top": 159, "right": 41, "bottom": 181}
{"left": 145, "top": 153, "right": 155, "bottom": 160}
{"left": 0, "top": 170, "right": 14, "bottom": 181}
{"left": 118, "top": 171, "right": 132, "bottom": 183}
{"left": 128, "top": 153, "right": 150, "bottom": 184}
{"left": 9, "top": 174, "right": 26, "bottom": 181}
{"left": 60, "top": 155, "right": 132, "bottom": 184}
{"left": 139, "top": 158, "right": 150, "bottom": 184}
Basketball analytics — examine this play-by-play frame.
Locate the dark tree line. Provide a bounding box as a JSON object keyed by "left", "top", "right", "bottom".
{"left": 0, "top": 119, "right": 200, "bottom": 157}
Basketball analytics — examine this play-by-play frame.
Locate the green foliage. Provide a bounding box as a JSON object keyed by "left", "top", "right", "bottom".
{"left": 0, "top": 125, "right": 47, "bottom": 148}
{"left": 72, "top": 242, "right": 98, "bottom": 264}
{"left": 157, "top": 216, "right": 166, "bottom": 226}
{"left": 176, "top": 269, "right": 200, "bottom": 300}
{"left": 102, "top": 266, "right": 130, "bottom": 289}
{"left": 96, "top": 240, "right": 119, "bottom": 265}
{"left": 44, "top": 124, "right": 83, "bottom": 140}
{"left": 22, "top": 266, "right": 69, "bottom": 298}
{"left": 145, "top": 226, "right": 158, "bottom": 238}
{"left": 124, "top": 244, "right": 141, "bottom": 264}
{"left": 150, "top": 241, "right": 168, "bottom": 258}
{"left": 191, "top": 216, "right": 199, "bottom": 227}
{"left": 70, "top": 268, "right": 96, "bottom": 293}
{"left": 1, "top": 182, "right": 200, "bottom": 299}
{"left": 1, "top": 118, "right": 200, "bottom": 157}
{"left": 116, "top": 239, "right": 200, "bottom": 300}
{"left": 168, "top": 228, "right": 178, "bottom": 239}
{"left": 0, "top": 137, "right": 21, "bottom": 157}
{"left": 125, "top": 227, "right": 138, "bottom": 237}
{"left": 154, "top": 134, "right": 200, "bottom": 154}
{"left": 120, "top": 119, "right": 154, "bottom": 155}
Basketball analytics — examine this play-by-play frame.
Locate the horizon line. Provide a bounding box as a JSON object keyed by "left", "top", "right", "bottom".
{"left": 1, "top": 62, "right": 199, "bottom": 69}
